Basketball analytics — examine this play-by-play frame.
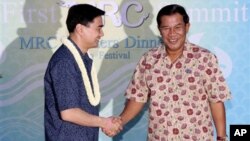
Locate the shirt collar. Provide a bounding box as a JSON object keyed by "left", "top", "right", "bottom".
{"left": 68, "top": 37, "right": 93, "bottom": 60}
{"left": 159, "top": 40, "right": 191, "bottom": 60}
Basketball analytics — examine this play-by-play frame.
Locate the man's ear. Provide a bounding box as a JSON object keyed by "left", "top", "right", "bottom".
{"left": 75, "top": 23, "right": 84, "bottom": 35}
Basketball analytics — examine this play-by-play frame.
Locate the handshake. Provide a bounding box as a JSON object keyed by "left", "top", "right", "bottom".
{"left": 101, "top": 116, "right": 123, "bottom": 137}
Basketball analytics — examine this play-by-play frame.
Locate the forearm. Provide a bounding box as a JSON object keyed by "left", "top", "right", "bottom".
{"left": 120, "top": 99, "right": 145, "bottom": 125}
{"left": 61, "top": 108, "right": 106, "bottom": 128}
{"left": 210, "top": 102, "right": 227, "bottom": 137}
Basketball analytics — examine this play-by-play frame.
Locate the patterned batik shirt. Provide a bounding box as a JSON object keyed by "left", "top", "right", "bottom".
{"left": 125, "top": 41, "right": 231, "bottom": 141}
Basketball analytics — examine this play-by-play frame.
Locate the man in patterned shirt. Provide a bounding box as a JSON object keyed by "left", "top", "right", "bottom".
{"left": 118, "top": 4, "right": 231, "bottom": 141}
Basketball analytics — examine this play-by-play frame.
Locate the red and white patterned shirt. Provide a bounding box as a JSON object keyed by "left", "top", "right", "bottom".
{"left": 125, "top": 41, "right": 231, "bottom": 141}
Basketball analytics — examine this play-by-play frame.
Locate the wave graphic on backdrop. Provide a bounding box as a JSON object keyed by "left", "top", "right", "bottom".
{"left": 0, "top": 104, "right": 44, "bottom": 140}
{"left": 0, "top": 63, "right": 47, "bottom": 107}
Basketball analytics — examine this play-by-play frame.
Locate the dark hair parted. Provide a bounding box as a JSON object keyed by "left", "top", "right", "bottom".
{"left": 66, "top": 4, "right": 105, "bottom": 33}
{"left": 156, "top": 4, "right": 189, "bottom": 26}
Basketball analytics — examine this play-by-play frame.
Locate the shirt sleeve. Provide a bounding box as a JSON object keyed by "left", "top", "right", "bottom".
{"left": 51, "top": 60, "right": 82, "bottom": 111}
{"left": 125, "top": 55, "right": 150, "bottom": 103}
{"left": 204, "top": 53, "right": 232, "bottom": 103}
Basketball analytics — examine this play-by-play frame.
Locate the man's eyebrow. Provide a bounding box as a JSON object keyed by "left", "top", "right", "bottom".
{"left": 160, "top": 23, "right": 183, "bottom": 28}
{"left": 175, "top": 23, "right": 184, "bottom": 26}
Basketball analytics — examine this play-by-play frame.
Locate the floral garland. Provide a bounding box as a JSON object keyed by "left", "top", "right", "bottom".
{"left": 62, "top": 38, "right": 101, "bottom": 106}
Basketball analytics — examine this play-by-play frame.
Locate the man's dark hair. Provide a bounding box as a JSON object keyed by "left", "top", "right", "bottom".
{"left": 156, "top": 4, "right": 189, "bottom": 26}
{"left": 66, "top": 4, "right": 105, "bottom": 33}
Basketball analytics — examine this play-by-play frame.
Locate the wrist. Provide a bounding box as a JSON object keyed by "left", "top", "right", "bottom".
{"left": 217, "top": 135, "right": 228, "bottom": 141}
{"left": 119, "top": 115, "right": 127, "bottom": 126}
{"left": 99, "top": 117, "right": 107, "bottom": 128}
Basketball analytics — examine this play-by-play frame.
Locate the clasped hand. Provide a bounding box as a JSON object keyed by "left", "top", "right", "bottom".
{"left": 102, "top": 116, "right": 123, "bottom": 137}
